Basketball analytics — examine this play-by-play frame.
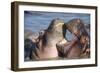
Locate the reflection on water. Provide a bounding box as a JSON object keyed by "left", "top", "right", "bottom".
{"left": 24, "top": 11, "right": 90, "bottom": 41}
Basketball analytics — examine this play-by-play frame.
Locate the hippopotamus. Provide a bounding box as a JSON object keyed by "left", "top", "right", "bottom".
{"left": 25, "top": 18, "right": 67, "bottom": 61}
{"left": 56, "top": 19, "right": 90, "bottom": 59}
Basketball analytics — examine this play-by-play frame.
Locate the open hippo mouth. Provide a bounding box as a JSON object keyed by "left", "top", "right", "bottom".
{"left": 46, "top": 18, "right": 66, "bottom": 41}
{"left": 65, "top": 19, "right": 87, "bottom": 37}
{"left": 47, "top": 18, "right": 65, "bottom": 33}
{"left": 65, "top": 19, "right": 90, "bottom": 42}
{"left": 24, "top": 18, "right": 67, "bottom": 61}
{"left": 56, "top": 18, "right": 90, "bottom": 59}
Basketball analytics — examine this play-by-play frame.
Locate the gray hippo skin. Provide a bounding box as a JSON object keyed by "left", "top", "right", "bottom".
{"left": 30, "top": 18, "right": 67, "bottom": 60}
{"left": 56, "top": 19, "right": 90, "bottom": 59}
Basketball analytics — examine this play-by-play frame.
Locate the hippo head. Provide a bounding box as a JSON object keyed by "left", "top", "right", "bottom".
{"left": 47, "top": 18, "right": 66, "bottom": 38}
{"left": 47, "top": 18, "right": 64, "bottom": 30}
